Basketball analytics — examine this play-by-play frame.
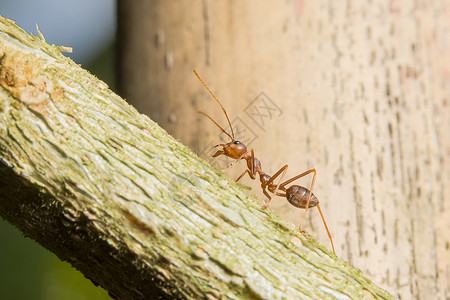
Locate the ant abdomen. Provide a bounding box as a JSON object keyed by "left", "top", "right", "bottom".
{"left": 286, "top": 185, "right": 318, "bottom": 209}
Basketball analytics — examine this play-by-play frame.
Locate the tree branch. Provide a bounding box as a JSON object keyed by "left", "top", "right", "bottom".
{"left": 0, "top": 15, "right": 395, "bottom": 299}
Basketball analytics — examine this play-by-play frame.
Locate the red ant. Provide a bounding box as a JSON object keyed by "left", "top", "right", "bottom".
{"left": 194, "top": 70, "right": 335, "bottom": 253}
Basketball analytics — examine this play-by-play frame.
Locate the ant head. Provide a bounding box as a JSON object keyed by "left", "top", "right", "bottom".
{"left": 213, "top": 140, "right": 247, "bottom": 159}
{"left": 194, "top": 70, "right": 249, "bottom": 159}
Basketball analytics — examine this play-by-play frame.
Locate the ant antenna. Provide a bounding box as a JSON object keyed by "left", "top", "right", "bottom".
{"left": 198, "top": 111, "right": 233, "bottom": 140}
{"left": 193, "top": 70, "right": 235, "bottom": 140}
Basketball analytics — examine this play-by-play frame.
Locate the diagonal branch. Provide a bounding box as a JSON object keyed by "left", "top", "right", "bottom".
{"left": 0, "top": 15, "right": 395, "bottom": 299}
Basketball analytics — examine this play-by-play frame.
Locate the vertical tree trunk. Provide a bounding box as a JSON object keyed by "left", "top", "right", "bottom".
{"left": 118, "top": 1, "right": 450, "bottom": 299}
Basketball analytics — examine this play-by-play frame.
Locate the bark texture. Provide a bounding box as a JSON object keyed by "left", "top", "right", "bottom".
{"left": 118, "top": 1, "right": 450, "bottom": 299}
{"left": 0, "top": 15, "right": 396, "bottom": 300}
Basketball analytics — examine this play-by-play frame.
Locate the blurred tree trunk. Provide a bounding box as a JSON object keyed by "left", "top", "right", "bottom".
{"left": 118, "top": 1, "right": 450, "bottom": 299}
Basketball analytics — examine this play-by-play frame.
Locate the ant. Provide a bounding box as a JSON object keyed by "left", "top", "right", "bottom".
{"left": 194, "top": 70, "right": 335, "bottom": 253}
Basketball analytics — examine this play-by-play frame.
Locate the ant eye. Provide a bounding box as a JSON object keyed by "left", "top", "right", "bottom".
{"left": 234, "top": 141, "right": 241, "bottom": 144}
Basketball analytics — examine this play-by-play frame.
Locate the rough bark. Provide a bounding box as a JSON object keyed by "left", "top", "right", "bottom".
{"left": 118, "top": 1, "right": 450, "bottom": 299}
{"left": 0, "top": 13, "right": 399, "bottom": 300}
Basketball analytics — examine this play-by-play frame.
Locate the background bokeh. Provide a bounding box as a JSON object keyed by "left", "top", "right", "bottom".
{"left": 0, "top": 1, "right": 115, "bottom": 299}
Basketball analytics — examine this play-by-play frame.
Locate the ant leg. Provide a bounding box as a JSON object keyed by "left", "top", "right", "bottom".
{"left": 279, "top": 168, "right": 316, "bottom": 190}
{"left": 236, "top": 169, "right": 253, "bottom": 182}
{"left": 262, "top": 189, "right": 272, "bottom": 209}
{"left": 264, "top": 166, "right": 334, "bottom": 252}
{"left": 263, "top": 165, "right": 288, "bottom": 210}
{"left": 279, "top": 169, "right": 316, "bottom": 213}
{"left": 278, "top": 169, "right": 316, "bottom": 231}
{"left": 224, "top": 148, "right": 254, "bottom": 171}
{"left": 262, "top": 189, "right": 288, "bottom": 210}
{"left": 263, "top": 189, "right": 271, "bottom": 200}
{"left": 248, "top": 149, "right": 256, "bottom": 177}
{"left": 317, "top": 204, "right": 335, "bottom": 253}
{"left": 305, "top": 170, "right": 316, "bottom": 214}
{"left": 265, "top": 165, "right": 288, "bottom": 186}
{"left": 302, "top": 170, "right": 316, "bottom": 232}
{"left": 212, "top": 144, "right": 225, "bottom": 157}
{"left": 234, "top": 149, "right": 257, "bottom": 181}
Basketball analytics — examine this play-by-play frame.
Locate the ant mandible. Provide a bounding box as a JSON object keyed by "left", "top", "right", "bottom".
{"left": 193, "top": 70, "right": 335, "bottom": 253}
